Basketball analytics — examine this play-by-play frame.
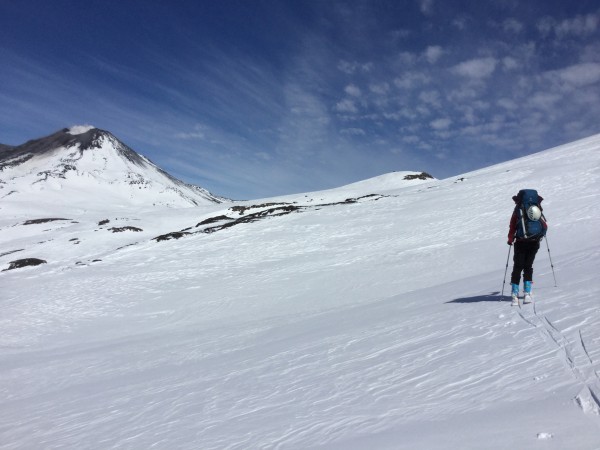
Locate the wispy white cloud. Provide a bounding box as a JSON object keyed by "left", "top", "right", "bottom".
{"left": 337, "top": 60, "right": 373, "bottom": 74}
{"left": 340, "top": 127, "right": 366, "bottom": 136}
{"left": 419, "top": 90, "right": 442, "bottom": 108}
{"left": 502, "top": 18, "right": 524, "bottom": 34}
{"left": 447, "top": 86, "right": 478, "bottom": 102}
{"left": 497, "top": 98, "right": 518, "bottom": 110}
{"left": 580, "top": 42, "right": 600, "bottom": 63}
{"left": 394, "top": 71, "right": 431, "bottom": 89}
{"left": 430, "top": 118, "right": 452, "bottom": 130}
{"left": 419, "top": 0, "right": 434, "bottom": 15}
{"left": 369, "top": 82, "right": 390, "bottom": 95}
{"left": 397, "top": 51, "right": 417, "bottom": 66}
{"left": 424, "top": 45, "right": 443, "bottom": 64}
{"left": 174, "top": 124, "right": 207, "bottom": 140}
{"left": 502, "top": 57, "right": 518, "bottom": 71}
{"left": 452, "top": 16, "right": 469, "bottom": 31}
{"left": 402, "top": 135, "right": 421, "bottom": 144}
{"left": 549, "top": 62, "right": 600, "bottom": 87}
{"left": 335, "top": 99, "right": 359, "bottom": 113}
{"left": 452, "top": 57, "right": 497, "bottom": 79}
{"left": 538, "top": 12, "right": 600, "bottom": 37}
{"left": 529, "top": 92, "right": 562, "bottom": 110}
{"left": 345, "top": 84, "right": 362, "bottom": 97}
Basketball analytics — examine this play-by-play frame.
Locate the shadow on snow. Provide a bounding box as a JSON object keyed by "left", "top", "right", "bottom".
{"left": 446, "top": 292, "right": 511, "bottom": 304}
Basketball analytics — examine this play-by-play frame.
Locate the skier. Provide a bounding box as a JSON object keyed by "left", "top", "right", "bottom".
{"left": 507, "top": 190, "right": 547, "bottom": 306}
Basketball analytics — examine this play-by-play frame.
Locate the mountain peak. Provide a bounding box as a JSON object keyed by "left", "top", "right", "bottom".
{"left": 0, "top": 127, "right": 226, "bottom": 209}
{"left": 1, "top": 127, "right": 111, "bottom": 162}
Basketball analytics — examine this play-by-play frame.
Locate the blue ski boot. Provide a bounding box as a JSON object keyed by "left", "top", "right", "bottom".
{"left": 511, "top": 283, "right": 520, "bottom": 306}
{"left": 524, "top": 281, "right": 533, "bottom": 304}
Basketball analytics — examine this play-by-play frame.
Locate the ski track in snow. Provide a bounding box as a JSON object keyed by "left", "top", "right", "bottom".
{"left": 515, "top": 249, "right": 600, "bottom": 417}
{"left": 1, "top": 134, "right": 600, "bottom": 449}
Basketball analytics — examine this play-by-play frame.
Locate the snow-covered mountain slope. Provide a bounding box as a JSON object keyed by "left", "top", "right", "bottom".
{"left": 1, "top": 133, "right": 600, "bottom": 449}
{"left": 0, "top": 126, "right": 226, "bottom": 211}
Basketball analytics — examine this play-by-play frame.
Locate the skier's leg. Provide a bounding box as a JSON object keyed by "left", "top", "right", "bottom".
{"left": 522, "top": 242, "right": 539, "bottom": 304}
{"left": 510, "top": 242, "right": 525, "bottom": 285}
{"left": 522, "top": 242, "right": 540, "bottom": 282}
{"left": 510, "top": 242, "right": 525, "bottom": 306}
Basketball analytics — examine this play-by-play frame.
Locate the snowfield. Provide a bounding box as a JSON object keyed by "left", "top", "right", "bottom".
{"left": 1, "top": 133, "right": 600, "bottom": 449}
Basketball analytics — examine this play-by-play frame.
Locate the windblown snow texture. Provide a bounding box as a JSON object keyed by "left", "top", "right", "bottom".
{"left": 1, "top": 132, "right": 600, "bottom": 449}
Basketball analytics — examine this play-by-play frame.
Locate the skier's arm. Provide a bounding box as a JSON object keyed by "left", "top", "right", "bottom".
{"left": 541, "top": 215, "right": 548, "bottom": 234}
{"left": 507, "top": 212, "right": 517, "bottom": 244}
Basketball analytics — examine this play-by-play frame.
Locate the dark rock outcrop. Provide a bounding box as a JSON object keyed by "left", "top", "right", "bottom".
{"left": 3, "top": 258, "right": 47, "bottom": 271}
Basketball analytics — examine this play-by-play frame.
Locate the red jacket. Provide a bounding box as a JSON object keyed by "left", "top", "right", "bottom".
{"left": 508, "top": 195, "right": 547, "bottom": 244}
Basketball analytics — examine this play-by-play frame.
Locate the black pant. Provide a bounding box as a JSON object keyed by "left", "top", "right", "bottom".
{"left": 511, "top": 240, "right": 540, "bottom": 285}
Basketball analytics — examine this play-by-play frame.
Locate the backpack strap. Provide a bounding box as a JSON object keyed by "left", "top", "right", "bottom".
{"left": 519, "top": 206, "right": 529, "bottom": 239}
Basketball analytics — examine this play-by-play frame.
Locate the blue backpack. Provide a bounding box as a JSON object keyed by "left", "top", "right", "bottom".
{"left": 514, "top": 189, "right": 546, "bottom": 240}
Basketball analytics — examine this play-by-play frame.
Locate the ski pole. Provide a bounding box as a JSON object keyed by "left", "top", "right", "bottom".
{"left": 544, "top": 236, "right": 557, "bottom": 287}
{"left": 501, "top": 244, "right": 512, "bottom": 300}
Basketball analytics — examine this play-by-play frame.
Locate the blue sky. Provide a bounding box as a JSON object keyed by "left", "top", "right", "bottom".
{"left": 1, "top": 0, "right": 599, "bottom": 199}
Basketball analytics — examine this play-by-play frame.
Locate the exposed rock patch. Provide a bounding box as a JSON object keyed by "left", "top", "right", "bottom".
{"left": 23, "top": 218, "right": 70, "bottom": 225}
{"left": 197, "top": 215, "right": 233, "bottom": 226}
{"left": 3, "top": 258, "right": 47, "bottom": 271}
{"left": 403, "top": 172, "right": 434, "bottom": 181}
{"left": 154, "top": 231, "right": 192, "bottom": 242}
{"left": 230, "top": 202, "right": 293, "bottom": 215}
{"left": 203, "top": 205, "right": 301, "bottom": 234}
{"left": 108, "top": 226, "right": 143, "bottom": 233}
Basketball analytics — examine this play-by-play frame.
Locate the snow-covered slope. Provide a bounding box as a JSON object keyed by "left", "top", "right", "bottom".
{"left": 1, "top": 133, "right": 600, "bottom": 449}
{"left": 0, "top": 126, "right": 226, "bottom": 212}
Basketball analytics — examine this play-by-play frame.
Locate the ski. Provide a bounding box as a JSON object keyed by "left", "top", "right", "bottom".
{"left": 512, "top": 295, "right": 535, "bottom": 307}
